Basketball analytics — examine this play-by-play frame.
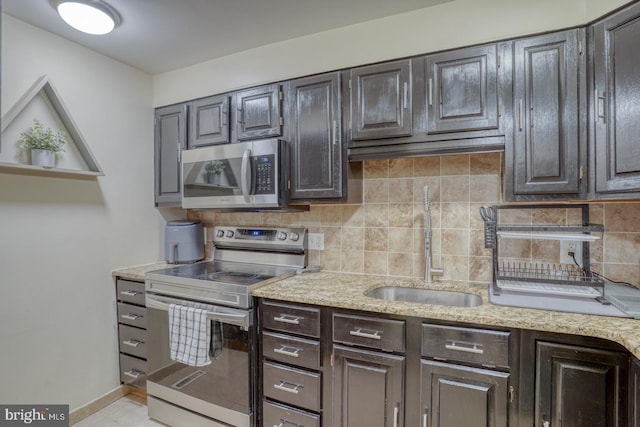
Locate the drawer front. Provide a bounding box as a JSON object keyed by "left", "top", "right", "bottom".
{"left": 263, "top": 331, "right": 320, "bottom": 370}
{"left": 262, "top": 301, "right": 320, "bottom": 338}
{"left": 333, "top": 313, "right": 405, "bottom": 352}
{"left": 118, "top": 324, "right": 148, "bottom": 359}
{"left": 263, "top": 400, "right": 320, "bottom": 427}
{"left": 116, "top": 279, "right": 145, "bottom": 306}
{"left": 263, "top": 361, "right": 321, "bottom": 411}
{"left": 117, "top": 302, "right": 147, "bottom": 329}
{"left": 422, "top": 324, "right": 510, "bottom": 368}
{"left": 119, "top": 354, "right": 147, "bottom": 389}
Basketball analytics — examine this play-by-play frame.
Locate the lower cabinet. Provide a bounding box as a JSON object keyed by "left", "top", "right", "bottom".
{"left": 115, "top": 278, "right": 148, "bottom": 389}
{"left": 332, "top": 345, "right": 404, "bottom": 427}
{"left": 421, "top": 360, "right": 509, "bottom": 427}
{"left": 632, "top": 357, "right": 640, "bottom": 427}
{"left": 535, "top": 341, "right": 629, "bottom": 427}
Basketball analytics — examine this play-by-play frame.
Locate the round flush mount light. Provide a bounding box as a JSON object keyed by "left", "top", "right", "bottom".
{"left": 50, "top": 0, "right": 121, "bottom": 35}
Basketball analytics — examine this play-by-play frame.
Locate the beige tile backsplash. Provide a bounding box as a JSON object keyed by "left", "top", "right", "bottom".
{"left": 189, "top": 153, "right": 640, "bottom": 287}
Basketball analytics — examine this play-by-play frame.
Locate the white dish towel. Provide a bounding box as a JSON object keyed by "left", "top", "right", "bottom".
{"left": 169, "top": 304, "right": 211, "bottom": 366}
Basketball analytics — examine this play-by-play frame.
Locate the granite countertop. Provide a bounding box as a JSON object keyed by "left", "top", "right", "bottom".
{"left": 251, "top": 271, "right": 640, "bottom": 359}
{"left": 112, "top": 261, "right": 179, "bottom": 281}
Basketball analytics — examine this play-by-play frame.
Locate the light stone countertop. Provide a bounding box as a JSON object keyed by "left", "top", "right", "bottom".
{"left": 251, "top": 271, "right": 640, "bottom": 359}
{"left": 112, "top": 261, "right": 180, "bottom": 281}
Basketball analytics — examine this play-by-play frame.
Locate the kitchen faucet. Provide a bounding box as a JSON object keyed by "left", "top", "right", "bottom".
{"left": 424, "top": 185, "right": 443, "bottom": 282}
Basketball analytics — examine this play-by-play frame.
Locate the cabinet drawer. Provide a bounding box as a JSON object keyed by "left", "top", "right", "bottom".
{"left": 263, "top": 361, "right": 321, "bottom": 411}
{"left": 116, "top": 279, "right": 145, "bottom": 306}
{"left": 422, "top": 324, "right": 510, "bottom": 368}
{"left": 263, "top": 400, "right": 320, "bottom": 427}
{"left": 119, "top": 354, "right": 147, "bottom": 389}
{"left": 333, "top": 313, "right": 405, "bottom": 352}
{"left": 262, "top": 301, "right": 320, "bottom": 338}
{"left": 263, "top": 331, "right": 320, "bottom": 370}
{"left": 118, "top": 324, "right": 148, "bottom": 359}
{"left": 117, "top": 302, "right": 147, "bottom": 329}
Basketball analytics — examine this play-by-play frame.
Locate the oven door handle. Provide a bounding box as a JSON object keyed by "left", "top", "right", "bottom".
{"left": 146, "top": 295, "right": 251, "bottom": 328}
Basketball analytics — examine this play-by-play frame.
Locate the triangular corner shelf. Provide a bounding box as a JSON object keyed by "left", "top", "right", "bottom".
{"left": 1, "top": 75, "right": 104, "bottom": 178}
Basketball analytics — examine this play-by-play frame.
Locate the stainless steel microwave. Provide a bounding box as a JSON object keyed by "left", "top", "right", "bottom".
{"left": 181, "top": 139, "right": 290, "bottom": 210}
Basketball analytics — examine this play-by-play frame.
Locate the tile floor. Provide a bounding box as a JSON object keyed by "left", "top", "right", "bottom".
{"left": 74, "top": 397, "right": 164, "bottom": 426}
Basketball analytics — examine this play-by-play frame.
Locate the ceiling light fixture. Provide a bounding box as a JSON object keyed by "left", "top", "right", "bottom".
{"left": 50, "top": 0, "right": 121, "bottom": 35}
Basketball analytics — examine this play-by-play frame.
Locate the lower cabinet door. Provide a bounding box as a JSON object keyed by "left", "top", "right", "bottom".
{"left": 420, "top": 360, "right": 509, "bottom": 427}
{"left": 332, "top": 344, "right": 405, "bottom": 427}
{"left": 535, "top": 341, "right": 629, "bottom": 427}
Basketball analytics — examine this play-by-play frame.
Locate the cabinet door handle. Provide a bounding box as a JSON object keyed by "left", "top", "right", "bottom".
{"left": 595, "top": 89, "right": 606, "bottom": 122}
{"left": 177, "top": 141, "right": 181, "bottom": 163}
{"left": 518, "top": 99, "right": 524, "bottom": 131}
{"left": 403, "top": 82, "right": 409, "bottom": 109}
{"left": 273, "top": 346, "right": 301, "bottom": 358}
{"left": 428, "top": 78, "right": 433, "bottom": 106}
{"left": 393, "top": 403, "right": 400, "bottom": 427}
{"left": 349, "top": 328, "right": 382, "bottom": 340}
{"left": 273, "top": 381, "right": 301, "bottom": 395}
{"left": 273, "top": 314, "right": 302, "bottom": 325}
{"left": 423, "top": 408, "right": 428, "bottom": 427}
{"left": 237, "top": 107, "right": 244, "bottom": 125}
{"left": 121, "top": 313, "right": 142, "bottom": 321}
{"left": 332, "top": 120, "right": 338, "bottom": 146}
{"left": 120, "top": 290, "right": 141, "bottom": 297}
{"left": 543, "top": 421, "right": 550, "bottom": 427}
{"left": 445, "top": 341, "right": 483, "bottom": 354}
{"left": 122, "top": 339, "right": 143, "bottom": 348}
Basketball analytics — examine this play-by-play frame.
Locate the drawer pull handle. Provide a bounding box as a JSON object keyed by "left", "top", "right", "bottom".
{"left": 122, "top": 339, "right": 143, "bottom": 348}
{"left": 273, "top": 381, "right": 301, "bottom": 395}
{"left": 120, "top": 290, "right": 141, "bottom": 297}
{"left": 350, "top": 328, "right": 382, "bottom": 340}
{"left": 273, "top": 314, "right": 302, "bottom": 325}
{"left": 273, "top": 346, "right": 301, "bottom": 358}
{"left": 123, "top": 369, "right": 143, "bottom": 379}
{"left": 121, "top": 313, "right": 142, "bottom": 321}
{"left": 274, "top": 420, "right": 303, "bottom": 427}
{"left": 445, "top": 341, "right": 483, "bottom": 354}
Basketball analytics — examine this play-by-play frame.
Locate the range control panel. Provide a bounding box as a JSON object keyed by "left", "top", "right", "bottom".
{"left": 213, "top": 226, "right": 308, "bottom": 251}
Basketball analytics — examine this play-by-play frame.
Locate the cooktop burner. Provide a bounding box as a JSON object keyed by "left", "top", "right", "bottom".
{"left": 205, "top": 271, "right": 274, "bottom": 285}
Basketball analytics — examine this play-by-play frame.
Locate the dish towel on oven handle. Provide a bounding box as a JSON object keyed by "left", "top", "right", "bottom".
{"left": 169, "top": 304, "right": 212, "bottom": 366}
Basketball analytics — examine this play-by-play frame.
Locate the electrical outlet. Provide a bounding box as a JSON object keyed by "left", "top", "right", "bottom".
{"left": 560, "top": 240, "right": 582, "bottom": 266}
{"left": 308, "top": 233, "right": 324, "bottom": 250}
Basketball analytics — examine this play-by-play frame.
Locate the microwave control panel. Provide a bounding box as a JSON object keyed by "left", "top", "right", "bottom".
{"left": 254, "top": 154, "right": 275, "bottom": 194}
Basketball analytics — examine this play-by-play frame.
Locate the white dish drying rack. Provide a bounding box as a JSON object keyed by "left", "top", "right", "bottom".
{"left": 480, "top": 204, "right": 605, "bottom": 298}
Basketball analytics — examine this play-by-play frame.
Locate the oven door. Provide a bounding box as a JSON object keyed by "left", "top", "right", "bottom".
{"left": 145, "top": 293, "right": 255, "bottom": 427}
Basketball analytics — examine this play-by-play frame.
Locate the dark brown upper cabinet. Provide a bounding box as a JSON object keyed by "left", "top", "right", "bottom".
{"left": 425, "top": 44, "right": 499, "bottom": 135}
{"left": 591, "top": 1, "right": 640, "bottom": 198}
{"left": 506, "top": 29, "right": 586, "bottom": 200}
{"left": 349, "top": 59, "right": 413, "bottom": 141}
{"left": 189, "top": 94, "right": 230, "bottom": 147}
{"left": 234, "top": 83, "right": 283, "bottom": 141}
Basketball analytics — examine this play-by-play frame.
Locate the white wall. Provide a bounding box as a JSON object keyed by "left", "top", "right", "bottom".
{"left": 0, "top": 15, "right": 167, "bottom": 411}
{"left": 152, "top": 0, "right": 630, "bottom": 107}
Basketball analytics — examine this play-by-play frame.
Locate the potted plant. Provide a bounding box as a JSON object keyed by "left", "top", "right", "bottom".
{"left": 19, "top": 119, "right": 66, "bottom": 168}
{"left": 204, "top": 160, "right": 225, "bottom": 185}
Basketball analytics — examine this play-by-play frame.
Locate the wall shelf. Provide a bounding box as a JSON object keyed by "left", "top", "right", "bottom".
{"left": 0, "top": 161, "right": 102, "bottom": 179}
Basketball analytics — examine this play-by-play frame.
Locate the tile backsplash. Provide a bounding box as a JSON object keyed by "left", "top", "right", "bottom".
{"left": 188, "top": 153, "right": 640, "bottom": 287}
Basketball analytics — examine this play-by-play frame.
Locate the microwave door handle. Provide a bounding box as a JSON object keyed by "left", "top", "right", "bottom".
{"left": 241, "top": 148, "right": 252, "bottom": 203}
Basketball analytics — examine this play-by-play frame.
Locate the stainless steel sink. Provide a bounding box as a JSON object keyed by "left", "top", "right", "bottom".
{"left": 365, "top": 286, "right": 482, "bottom": 307}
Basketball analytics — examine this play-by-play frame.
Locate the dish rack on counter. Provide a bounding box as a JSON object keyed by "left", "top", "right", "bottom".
{"left": 480, "top": 204, "right": 605, "bottom": 298}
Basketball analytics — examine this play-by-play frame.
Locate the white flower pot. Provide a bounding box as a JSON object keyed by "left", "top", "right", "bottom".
{"left": 31, "top": 149, "right": 55, "bottom": 168}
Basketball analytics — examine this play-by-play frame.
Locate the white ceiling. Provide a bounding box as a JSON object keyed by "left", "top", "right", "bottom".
{"left": 2, "top": 0, "right": 450, "bottom": 74}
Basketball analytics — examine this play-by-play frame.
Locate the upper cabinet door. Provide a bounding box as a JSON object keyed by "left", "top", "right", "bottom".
{"left": 285, "top": 72, "right": 343, "bottom": 200}
{"left": 234, "top": 84, "right": 283, "bottom": 141}
{"left": 154, "top": 103, "right": 187, "bottom": 207}
{"left": 189, "top": 94, "right": 230, "bottom": 147}
{"left": 426, "top": 44, "right": 498, "bottom": 134}
{"left": 593, "top": 2, "right": 640, "bottom": 196}
{"left": 511, "top": 30, "right": 584, "bottom": 197}
{"left": 350, "top": 59, "right": 412, "bottom": 140}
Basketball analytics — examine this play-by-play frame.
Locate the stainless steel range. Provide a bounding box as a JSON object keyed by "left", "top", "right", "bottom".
{"left": 145, "top": 226, "right": 308, "bottom": 427}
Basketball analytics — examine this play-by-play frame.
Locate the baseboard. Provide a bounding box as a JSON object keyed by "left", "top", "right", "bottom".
{"left": 68, "top": 385, "right": 134, "bottom": 425}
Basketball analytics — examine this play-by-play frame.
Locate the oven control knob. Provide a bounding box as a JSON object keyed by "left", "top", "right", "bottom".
{"left": 277, "top": 231, "right": 287, "bottom": 241}
{"left": 290, "top": 232, "right": 299, "bottom": 242}
{"left": 215, "top": 229, "right": 225, "bottom": 238}
{"left": 226, "top": 230, "right": 235, "bottom": 238}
